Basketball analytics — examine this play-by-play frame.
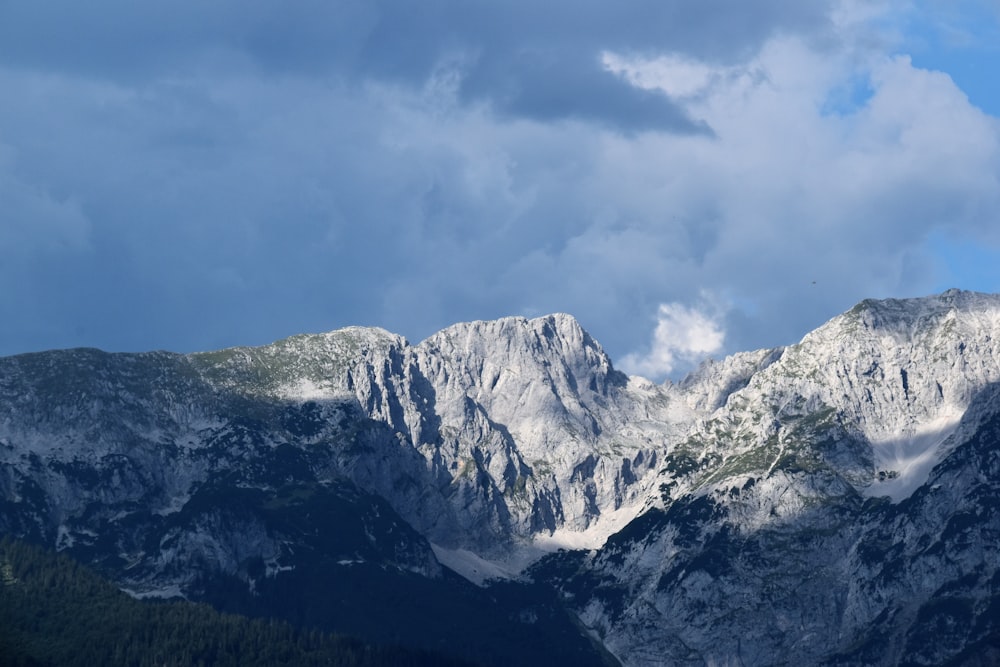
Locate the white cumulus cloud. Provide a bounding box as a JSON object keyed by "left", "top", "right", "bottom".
{"left": 619, "top": 301, "right": 726, "bottom": 380}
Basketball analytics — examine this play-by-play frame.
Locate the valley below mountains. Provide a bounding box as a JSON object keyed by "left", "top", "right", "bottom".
{"left": 2, "top": 288, "right": 1000, "bottom": 665}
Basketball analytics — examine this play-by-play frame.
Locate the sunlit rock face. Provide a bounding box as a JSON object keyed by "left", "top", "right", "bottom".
{"left": 2, "top": 289, "right": 1000, "bottom": 666}
{"left": 535, "top": 289, "right": 1000, "bottom": 666}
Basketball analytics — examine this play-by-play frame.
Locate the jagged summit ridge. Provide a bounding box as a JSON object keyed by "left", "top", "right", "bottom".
{"left": 416, "top": 313, "right": 626, "bottom": 453}
{"left": 3, "top": 291, "right": 1000, "bottom": 666}
{"left": 629, "top": 290, "right": 1000, "bottom": 525}
{"left": 543, "top": 290, "right": 1000, "bottom": 666}
{"left": 164, "top": 312, "right": 684, "bottom": 560}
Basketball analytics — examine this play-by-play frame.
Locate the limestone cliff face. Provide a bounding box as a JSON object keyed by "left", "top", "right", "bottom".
{"left": 2, "top": 290, "right": 1000, "bottom": 666}
{"left": 0, "top": 310, "right": 694, "bottom": 569}
{"left": 408, "top": 313, "right": 693, "bottom": 546}
{"left": 541, "top": 289, "right": 1000, "bottom": 666}
{"left": 204, "top": 312, "right": 699, "bottom": 553}
{"left": 668, "top": 289, "right": 1000, "bottom": 501}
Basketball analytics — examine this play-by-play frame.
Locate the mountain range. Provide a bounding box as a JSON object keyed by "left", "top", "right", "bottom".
{"left": 1, "top": 288, "right": 999, "bottom": 665}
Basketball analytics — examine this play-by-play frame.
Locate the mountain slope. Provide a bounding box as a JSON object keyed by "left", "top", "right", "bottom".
{"left": 0, "top": 323, "right": 623, "bottom": 665}
{"left": 1, "top": 289, "right": 999, "bottom": 665}
{"left": 533, "top": 289, "right": 1000, "bottom": 665}
{"left": 0, "top": 536, "right": 471, "bottom": 667}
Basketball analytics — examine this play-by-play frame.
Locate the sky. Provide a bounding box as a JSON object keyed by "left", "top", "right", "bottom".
{"left": 1, "top": 0, "right": 999, "bottom": 380}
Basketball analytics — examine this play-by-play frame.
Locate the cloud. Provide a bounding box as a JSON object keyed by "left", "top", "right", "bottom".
{"left": 460, "top": 50, "right": 710, "bottom": 134}
{"left": 0, "top": 1, "right": 999, "bottom": 368}
{"left": 0, "top": 157, "right": 91, "bottom": 256}
{"left": 602, "top": 52, "right": 730, "bottom": 99}
{"left": 619, "top": 301, "right": 727, "bottom": 380}
{"left": 0, "top": 0, "right": 834, "bottom": 134}
{"left": 583, "top": 30, "right": 1000, "bottom": 351}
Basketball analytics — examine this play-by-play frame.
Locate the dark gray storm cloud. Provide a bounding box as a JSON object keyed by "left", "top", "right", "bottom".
{"left": 0, "top": 0, "right": 831, "bottom": 133}
{"left": 2, "top": 1, "right": 999, "bottom": 380}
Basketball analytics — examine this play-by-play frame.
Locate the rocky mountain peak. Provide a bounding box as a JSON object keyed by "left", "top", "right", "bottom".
{"left": 415, "top": 313, "right": 623, "bottom": 424}
{"left": 4, "top": 291, "right": 1000, "bottom": 666}
{"left": 678, "top": 347, "right": 785, "bottom": 412}
{"left": 814, "top": 288, "right": 1000, "bottom": 340}
{"left": 668, "top": 291, "right": 1000, "bottom": 504}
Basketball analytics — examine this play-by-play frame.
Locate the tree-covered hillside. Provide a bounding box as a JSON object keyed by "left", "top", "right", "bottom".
{"left": 0, "top": 537, "right": 470, "bottom": 667}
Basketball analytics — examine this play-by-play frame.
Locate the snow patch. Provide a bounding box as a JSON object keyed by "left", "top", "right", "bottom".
{"left": 265, "top": 561, "right": 296, "bottom": 576}
{"left": 865, "top": 410, "right": 963, "bottom": 502}
{"left": 120, "top": 584, "right": 187, "bottom": 600}
{"left": 534, "top": 502, "right": 645, "bottom": 552}
{"left": 432, "top": 503, "right": 647, "bottom": 586}
{"left": 56, "top": 524, "right": 74, "bottom": 550}
{"left": 431, "top": 544, "right": 525, "bottom": 586}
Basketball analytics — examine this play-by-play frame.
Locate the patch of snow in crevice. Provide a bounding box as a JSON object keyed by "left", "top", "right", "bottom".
{"left": 55, "top": 524, "right": 74, "bottom": 550}
{"left": 534, "top": 501, "right": 645, "bottom": 552}
{"left": 265, "top": 561, "right": 295, "bottom": 577}
{"left": 430, "top": 544, "right": 524, "bottom": 586}
{"left": 764, "top": 436, "right": 787, "bottom": 480}
{"left": 576, "top": 598, "right": 614, "bottom": 647}
{"left": 865, "top": 409, "right": 963, "bottom": 502}
{"left": 432, "top": 502, "right": 648, "bottom": 587}
{"left": 120, "top": 584, "right": 187, "bottom": 600}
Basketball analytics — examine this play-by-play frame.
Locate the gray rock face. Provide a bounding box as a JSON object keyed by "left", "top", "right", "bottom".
{"left": 2, "top": 289, "right": 1000, "bottom": 665}
{"left": 539, "top": 289, "right": 1000, "bottom": 666}
{"left": 0, "top": 311, "right": 693, "bottom": 583}
{"left": 408, "top": 314, "right": 694, "bottom": 549}
{"left": 188, "top": 312, "right": 698, "bottom": 555}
